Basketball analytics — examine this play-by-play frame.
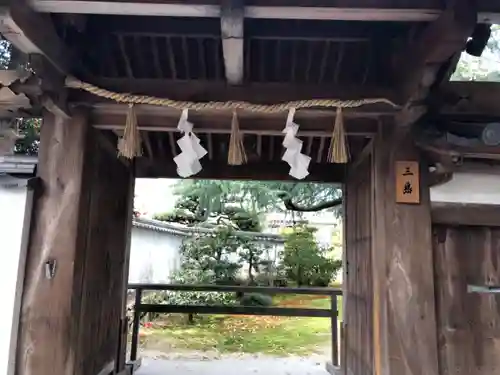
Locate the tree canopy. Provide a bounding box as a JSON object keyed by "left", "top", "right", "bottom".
{"left": 156, "top": 180, "right": 343, "bottom": 221}
{"left": 452, "top": 25, "right": 500, "bottom": 82}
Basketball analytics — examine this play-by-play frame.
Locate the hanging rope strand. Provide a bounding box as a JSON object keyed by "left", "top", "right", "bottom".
{"left": 227, "top": 111, "right": 247, "bottom": 166}
{"left": 117, "top": 104, "right": 142, "bottom": 159}
{"left": 65, "top": 76, "right": 399, "bottom": 112}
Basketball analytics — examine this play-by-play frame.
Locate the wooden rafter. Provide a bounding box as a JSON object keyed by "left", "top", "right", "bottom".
{"left": 207, "top": 133, "right": 213, "bottom": 159}
{"left": 306, "top": 137, "right": 313, "bottom": 155}
{"left": 431, "top": 81, "right": 500, "bottom": 118}
{"left": 165, "top": 37, "right": 177, "bottom": 80}
{"left": 141, "top": 131, "right": 153, "bottom": 159}
{"left": 316, "top": 137, "right": 325, "bottom": 163}
{"left": 256, "top": 134, "right": 262, "bottom": 158}
{"left": 0, "top": 2, "right": 77, "bottom": 118}
{"left": 197, "top": 38, "right": 207, "bottom": 80}
{"left": 167, "top": 132, "right": 176, "bottom": 157}
{"left": 30, "top": 0, "right": 500, "bottom": 23}
{"left": 156, "top": 133, "right": 166, "bottom": 159}
{"left": 392, "top": 0, "right": 477, "bottom": 127}
{"left": 0, "top": 1, "right": 70, "bottom": 74}
{"left": 268, "top": 136, "right": 274, "bottom": 161}
{"left": 418, "top": 136, "right": 500, "bottom": 161}
{"left": 395, "top": 0, "right": 477, "bottom": 103}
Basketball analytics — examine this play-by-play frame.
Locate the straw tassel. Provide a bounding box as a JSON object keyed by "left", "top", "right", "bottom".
{"left": 118, "top": 104, "right": 142, "bottom": 159}
{"left": 328, "top": 107, "right": 349, "bottom": 163}
{"left": 227, "top": 111, "right": 247, "bottom": 166}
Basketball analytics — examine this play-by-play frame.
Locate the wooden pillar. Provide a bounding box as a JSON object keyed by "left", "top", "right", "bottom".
{"left": 371, "top": 123, "right": 439, "bottom": 375}
{"left": 16, "top": 111, "right": 134, "bottom": 375}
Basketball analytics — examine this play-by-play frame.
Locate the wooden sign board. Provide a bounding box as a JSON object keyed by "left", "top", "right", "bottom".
{"left": 395, "top": 161, "right": 420, "bottom": 204}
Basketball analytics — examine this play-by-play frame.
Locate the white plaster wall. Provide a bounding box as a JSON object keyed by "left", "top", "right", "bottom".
{"left": 0, "top": 187, "right": 28, "bottom": 375}
{"left": 314, "top": 224, "right": 335, "bottom": 247}
{"left": 431, "top": 172, "right": 500, "bottom": 204}
{"left": 128, "top": 227, "right": 182, "bottom": 283}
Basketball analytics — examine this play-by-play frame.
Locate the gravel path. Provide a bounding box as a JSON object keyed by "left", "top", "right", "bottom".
{"left": 136, "top": 350, "right": 331, "bottom": 375}
{"left": 137, "top": 357, "right": 330, "bottom": 375}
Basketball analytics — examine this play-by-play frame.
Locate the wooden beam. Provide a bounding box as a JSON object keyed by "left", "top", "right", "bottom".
{"left": 70, "top": 78, "right": 401, "bottom": 107}
{"left": 390, "top": 0, "right": 477, "bottom": 128}
{"left": 431, "top": 202, "right": 500, "bottom": 227}
{"left": 32, "top": 0, "right": 220, "bottom": 17}
{"left": 417, "top": 137, "right": 500, "bottom": 161}
{"left": 0, "top": 1, "right": 70, "bottom": 74}
{"left": 394, "top": 0, "right": 477, "bottom": 104}
{"left": 90, "top": 103, "right": 379, "bottom": 136}
{"left": 221, "top": 0, "right": 244, "bottom": 85}
{"left": 29, "top": 0, "right": 500, "bottom": 23}
{"left": 431, "top": 81, "right": 500, "bottom": 118}
{"left": 28, "top": 54, "right": 73, "bottom": 118}
{"left": 135, "top": 158, "right": 346, "bottom": 182}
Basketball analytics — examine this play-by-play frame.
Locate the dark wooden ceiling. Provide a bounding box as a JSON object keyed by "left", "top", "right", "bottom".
{"left": 53, "top": 15, "right": 423, "bottom": 87}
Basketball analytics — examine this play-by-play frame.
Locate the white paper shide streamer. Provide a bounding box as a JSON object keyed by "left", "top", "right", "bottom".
{"left": 281, "top": 109, "right": 311, "bottom": 180}
{"left": 174, "top": 109, "right": 207, "bottom": 178}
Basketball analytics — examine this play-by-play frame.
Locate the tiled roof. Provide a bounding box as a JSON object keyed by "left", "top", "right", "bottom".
{"left": 0, "top": 174, "right": 30, "bottom": 188}
{"left": 0, "top": 155, "right": 37, "bottom": 175}
{"left": 0, "top": 156, "right": 283, "bottom": 243}
{"left": 132, "top": 217, "right": 284, "bottom": 243}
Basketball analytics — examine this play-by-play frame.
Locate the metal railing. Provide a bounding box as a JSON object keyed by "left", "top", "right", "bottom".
{"left": 127, "top": 283, "right": 342, "bottom": 367}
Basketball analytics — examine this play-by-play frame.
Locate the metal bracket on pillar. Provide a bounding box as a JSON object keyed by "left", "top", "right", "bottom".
{"left": 44, "top": 259, "right": 57, "bottom": 279}
{"left": 467, "top": 285, "right": 500, "bottom": 294}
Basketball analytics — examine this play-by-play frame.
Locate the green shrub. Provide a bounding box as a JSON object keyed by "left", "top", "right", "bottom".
{"left": 239, "top": 293, "right": 273, "bottom": 307}
{"left": 166, "top": 268, "right": 237, "bottom": 306}
{"left": 153, "top": 208, "right": 198, "bottom": 225}
{"left": 221, "top": 206, "right": 262, "bottom": 232}
{"left": 310, "top": 259, "right": 343, "bottom": 287}
{"left": 283, "top": 225, "right": 342, "bottom": 287}
{"left": 179, "top": 227, "right": 243, "bottom": 284}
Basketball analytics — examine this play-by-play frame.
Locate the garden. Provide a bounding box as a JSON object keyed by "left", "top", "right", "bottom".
{"left": 133, "top": 179, "right": 343, "bottom": 356}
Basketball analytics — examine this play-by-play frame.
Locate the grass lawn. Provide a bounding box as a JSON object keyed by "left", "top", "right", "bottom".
{"left": 138, "top": 295, "right": 342, "bottom": 356}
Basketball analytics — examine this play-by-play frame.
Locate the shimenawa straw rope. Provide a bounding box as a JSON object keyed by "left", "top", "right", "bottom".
{"left": 66, "top": 77, "right": 396, "bottom": 161}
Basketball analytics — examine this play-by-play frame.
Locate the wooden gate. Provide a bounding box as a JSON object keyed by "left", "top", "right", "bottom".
{"left": 432, "top": 204, "right": 500, "bottom": 375}
{"left": 344, "top": 155, "right": 374, "bottom": 375}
